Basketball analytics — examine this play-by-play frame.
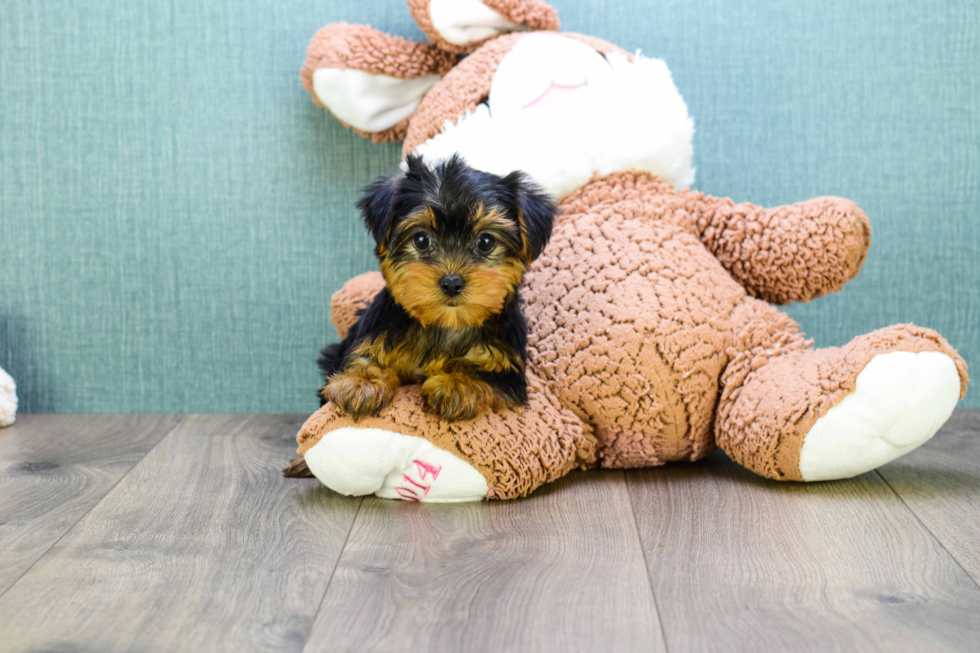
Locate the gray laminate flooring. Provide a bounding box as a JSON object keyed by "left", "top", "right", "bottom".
{"left": 1, "top": 412, "right": 978, "bottom": 652}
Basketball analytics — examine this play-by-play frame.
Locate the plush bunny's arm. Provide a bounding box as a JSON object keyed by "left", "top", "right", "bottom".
{"left": 692, "top": 195, "right": 870, "bottom": 305}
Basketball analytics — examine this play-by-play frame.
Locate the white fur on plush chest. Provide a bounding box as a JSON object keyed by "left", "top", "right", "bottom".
{"left": 413, "top": 34, "right": 695, "bottom": 199}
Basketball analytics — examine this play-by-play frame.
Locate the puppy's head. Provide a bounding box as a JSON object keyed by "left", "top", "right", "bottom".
{"left": 359, "top": 154, "right": 555, "bottom": 329}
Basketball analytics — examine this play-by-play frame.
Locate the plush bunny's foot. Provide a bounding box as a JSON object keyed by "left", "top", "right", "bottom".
{"left": 717, "top": 310, "right": 969, "bottom": 482}
{"left": 303, "top": 426, "right": 489, "bottom": 502}
{"left": 798, "top": 351, "right": 960, "bottom": 481}
{"left": 293, "top": 377, "right": 596, "bottom": 501}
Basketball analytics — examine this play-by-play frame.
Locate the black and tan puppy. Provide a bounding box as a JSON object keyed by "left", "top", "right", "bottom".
{"left": 318, "top": 154, "right": 556, "bottom": 421}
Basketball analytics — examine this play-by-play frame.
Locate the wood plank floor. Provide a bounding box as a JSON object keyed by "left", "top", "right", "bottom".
{"left": 0, "top": 412, "right": 978, "bottom": 652}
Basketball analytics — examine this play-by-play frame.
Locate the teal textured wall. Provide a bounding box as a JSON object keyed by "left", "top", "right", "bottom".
{"left": 1, "top": 0, "right": 977, "bottom": 413}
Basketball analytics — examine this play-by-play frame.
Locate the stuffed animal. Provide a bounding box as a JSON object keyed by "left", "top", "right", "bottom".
{"left": 291, "top": 0, "right": 969, "bottom": 501}
{"left": 0, "top": 365, "right": 16, "bottom": 427}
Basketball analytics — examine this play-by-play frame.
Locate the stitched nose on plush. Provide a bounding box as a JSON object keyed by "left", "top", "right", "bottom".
{"left": 440, "top": 274, "right": 465, "bottom": 297}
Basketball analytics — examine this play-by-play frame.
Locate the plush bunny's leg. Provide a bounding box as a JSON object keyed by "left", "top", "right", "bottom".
{"left": 716, "top": 298, "right": 968, "bottom": 481}
{"left": 293, "top": 373, "right": 596, "bottom": 501}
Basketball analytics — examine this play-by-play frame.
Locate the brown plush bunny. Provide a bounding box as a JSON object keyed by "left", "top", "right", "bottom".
{"left": 288, "top": 0, "right": 968, "bottom": 501}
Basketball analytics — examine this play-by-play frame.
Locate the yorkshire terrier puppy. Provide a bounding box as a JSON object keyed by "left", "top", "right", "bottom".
{"left": 318, "top": 154, "right": 556, "bottom": 422}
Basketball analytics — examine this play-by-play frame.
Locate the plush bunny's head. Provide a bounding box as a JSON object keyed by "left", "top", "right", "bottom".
{"left": 302, "top": 0, "right": 695, "bottom": 199}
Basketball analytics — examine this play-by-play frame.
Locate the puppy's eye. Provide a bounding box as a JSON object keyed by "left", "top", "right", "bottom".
{"left": 412, "top": 233, "right": 430, "bottom": 251}
{"left": 477, "top": 233, "right": 496, "bottom": 254}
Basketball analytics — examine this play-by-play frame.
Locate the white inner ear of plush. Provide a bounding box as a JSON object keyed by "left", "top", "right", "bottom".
{"left": 313, "top": 68, "right": 441, "bottom": 133}
{"left": 413, "top": 34, "right": 695, "bottom": 200}
{"left": 429, "top": 0, "right": 525, "bottom": 46}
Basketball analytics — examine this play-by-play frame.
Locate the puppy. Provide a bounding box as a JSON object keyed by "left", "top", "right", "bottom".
{"left": 318, "top": 154, "right": 556, "bottom": 421}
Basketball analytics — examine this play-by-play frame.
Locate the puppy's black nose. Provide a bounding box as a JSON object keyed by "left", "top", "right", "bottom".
{"left": 439, "top": 274, "right": 465, "bottom": 297}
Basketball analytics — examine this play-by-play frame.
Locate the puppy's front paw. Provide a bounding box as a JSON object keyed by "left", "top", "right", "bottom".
{"left": 323, "top": 368, "right": 397, "bottom": 420}
{"left": 421, "top": 373, "right": 493, "bottom": 421}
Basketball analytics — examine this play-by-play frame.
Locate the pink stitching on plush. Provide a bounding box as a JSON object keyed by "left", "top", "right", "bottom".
{"left": 413, "top": 460, "right": 442, "bottom": 481}
{"left": 525, "top": 84, "right": 582, "bottom": 109}
{"left": 395, "top": 487, "right": 421, "bottom": 502}
{"left": 402, "top": 474, "right": 432, "bottom": 495}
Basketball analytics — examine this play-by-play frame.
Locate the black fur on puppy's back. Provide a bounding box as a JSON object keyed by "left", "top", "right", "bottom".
{"left": 317, "top": 342, "right": 347, "bottom": 380}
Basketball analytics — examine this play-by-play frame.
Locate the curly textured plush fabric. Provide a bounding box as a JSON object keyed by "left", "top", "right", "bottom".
{"left": 299, "top": 23, "right": 456, "bottom": 142}
{"left": 527, "top": 175, "right": 739, "bottom": 467}
{"left": 557, "top": 174, "right": 872, "bottom": 305}
{"left": 694, "top": 196, "right": 871, "bottom": 304}
{"left": 298, "top": 371, "right": 596, "bottom": 499}
{"left": 301, "top": 171, "right": 969, "bottom": 498}
{"left": 407, "top": 0, "right": 560, "bottom": 54}
{"left": 716, "top": 313, "right": 969, "bottom": 480}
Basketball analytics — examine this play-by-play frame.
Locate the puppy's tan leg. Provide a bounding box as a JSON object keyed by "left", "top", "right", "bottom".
{"left": 420, "top": 371, "right": 497, "bottom": 422}
{"left": 421, "top": 345, "right": 524, "bottom": 421}
{"left": 323, "top": 358, "right": 399, "bottom": 420}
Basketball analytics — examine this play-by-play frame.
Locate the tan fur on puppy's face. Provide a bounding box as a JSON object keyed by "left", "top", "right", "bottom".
{"left": 382, "top": 256, "right": 525, "bottom": 329}
{"left": 380, "top": 202, "right": 528, "bottom": 329}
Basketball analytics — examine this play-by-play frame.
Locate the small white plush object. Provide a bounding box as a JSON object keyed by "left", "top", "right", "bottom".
{"left": 0, "top": 365, "right": 16, "bottom": 427}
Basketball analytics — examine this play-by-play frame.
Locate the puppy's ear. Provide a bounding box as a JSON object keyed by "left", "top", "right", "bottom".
{"left": 503, "top": 171, "right": 556, "bottom": 262}
{"left": 357, "top": 175, "right": 400, "bottom": 246}
{"left": 403, "top": 153, "right": 436, "bottom": 184}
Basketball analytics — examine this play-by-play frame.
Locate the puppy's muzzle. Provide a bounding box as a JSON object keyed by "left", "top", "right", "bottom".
{"left": 439, "top": 274, "right": 465, "bottom": 297}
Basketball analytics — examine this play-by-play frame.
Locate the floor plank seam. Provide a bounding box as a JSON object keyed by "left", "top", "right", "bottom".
{"left": 875, "top": 470, "right": 980, "bottom": 591}
{"left": 623, "top": 472, "right": 671, "bottom": 653}
{"left": 0, "top": 415, "right": 186, "bottom": 601}
{"left": 300, "top": 495, "right": 364, "bottom": 653}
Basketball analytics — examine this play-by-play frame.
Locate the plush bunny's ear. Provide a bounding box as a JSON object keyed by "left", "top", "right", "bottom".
{"left": 301, "top": 23, "right": 456, "bottom": 142}
{"left": 408, "top": 0, "right": 560, "bottom": 54}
